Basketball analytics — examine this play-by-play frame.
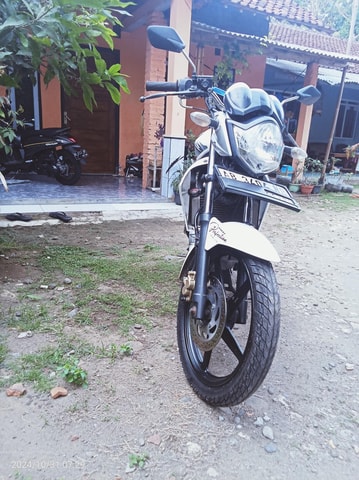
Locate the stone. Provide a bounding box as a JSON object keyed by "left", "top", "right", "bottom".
{"left": 262, "top": 426, "right": 274, "bottom": 440}
{"left": 265, "top": 443, "right": 277, "bottom": 453}
{"left": 187, "top": 442, "right": 202, "bottom": 457}
{"left": 17, "top": 331, "right": 33, "bottom": 338}
{"left": 254, "top": 417, "right": 264, "bottom": 427}
{"left": 50, "top": 386, "right": 68, "bottom": 399}
{"left": 6, "top": 383, "right": 26, "bottom": 397}
{"left": 147, "top": 434, "right": 161, "bottom": 446}
{"left": 207, "top": 467, "right": 219, "bottom": 477}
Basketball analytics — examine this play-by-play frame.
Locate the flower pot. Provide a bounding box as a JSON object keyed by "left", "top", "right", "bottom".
{"left": 289, "top": 183, "right": 300, "bottom": 193}
{"left": 325, "top": 182, "right": 341, "bottom": 192}
{"left": 276, "top": 175, "right": 291, "bottom": 187}
{"left": 341, "top": 185, "right": 354, "bottom": 194}
{"left": 300, "top": 184, "right": 314, "bottom": 194}
{"left": 311, "top": 184, "right": 322, "bottom": 195}
{"left": 174, "top": 191, "right": 181, "bottom": 205}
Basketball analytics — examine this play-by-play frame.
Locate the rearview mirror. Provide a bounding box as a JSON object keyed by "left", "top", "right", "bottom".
{"left": 147, "top": 26, "right": 185, "bottom": 53}
{"left": 296, "top": 86, "right": 321, "bottom": 106}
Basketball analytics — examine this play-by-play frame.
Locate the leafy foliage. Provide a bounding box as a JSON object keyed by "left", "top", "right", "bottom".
{"left": 58, "top": 358, "right": 88, "bottom": 387}
{"left": 295, "top": 0, "right": 358, "bottom": 39}
{"left": 0, "top": 0, "right": 133, "bottom": 111}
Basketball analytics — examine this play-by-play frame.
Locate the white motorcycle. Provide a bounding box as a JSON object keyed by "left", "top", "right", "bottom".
{"left": 141, "top": 26, "right": 320, "bottom": 406}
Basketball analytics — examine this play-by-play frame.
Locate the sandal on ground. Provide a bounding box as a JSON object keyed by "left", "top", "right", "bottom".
{"left": 5, "top": 212, "right": 33, "bottom": 222}
{"left": 49, "top": 211, "right": 72, "bottom": 223}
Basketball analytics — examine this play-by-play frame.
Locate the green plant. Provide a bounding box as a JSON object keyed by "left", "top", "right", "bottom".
{"left": 170, "top": 130, "right": 197, "bottom": 193}
{"left": 120, "top": 343, "right": 133, "bottom": 356}
{"left": 58, "top": 359, "right": 88, "bottom": 387}
{"left": 129, "top": 453, "right": 149, "bottom": 469}
{"left": 214, "top": 42, "right": 249, "bottom": 90}
{"left": 305, "top": 157, "right": 323, "bottom": 173}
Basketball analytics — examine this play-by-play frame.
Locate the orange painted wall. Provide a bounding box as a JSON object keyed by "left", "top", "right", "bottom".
{"left": 40, "top": 74, "right": 62, "bottom": 127}
{"left": 117, "top": 27, "right": 148, "bottom": 174}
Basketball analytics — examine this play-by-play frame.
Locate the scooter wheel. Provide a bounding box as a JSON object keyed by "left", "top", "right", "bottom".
{"left": 54, "top": 150, "right": 81, "bottom": 185}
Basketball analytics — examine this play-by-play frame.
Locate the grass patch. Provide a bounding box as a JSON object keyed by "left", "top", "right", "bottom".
{"left": 5, "top": 304, "right": 52, "bottom": 332}
{"left": 0, "top": 237, "right": 182, "bottom": 391}
{"left": 1, "top": 335, "right": 95, "bottom": 392}
{"left": 0, "top": 231, "right": 18, "bottom": 252}
{"left": 0, "top": 340, "right": 8, "bottom": 364}
{"left": 320, "top": 190, "right": 359, "bottom": 210}
{"left": 38, "top": 245, "right": 179, "bottom": 290}
{"left": 37, "top": 245, "right": 180, "bottom": 330}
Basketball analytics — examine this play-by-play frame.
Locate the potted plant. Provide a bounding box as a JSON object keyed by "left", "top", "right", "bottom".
{"left": 293, "top": 157, "right": 323, "bottom": 194}
{"left": 170, "top": 130, "right": 197, "bottom": 204}
{"left": 300, "top": 177, "right": 316, "bottom": 194}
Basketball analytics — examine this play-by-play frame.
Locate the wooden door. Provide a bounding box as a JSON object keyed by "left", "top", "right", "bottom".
{"left": 62, "top": 48, "right": 119, "bottom": 174}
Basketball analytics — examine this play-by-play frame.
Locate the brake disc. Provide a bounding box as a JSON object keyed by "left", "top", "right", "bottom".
{"left": 190, "top": 276, "right": 227, "bottom": 352}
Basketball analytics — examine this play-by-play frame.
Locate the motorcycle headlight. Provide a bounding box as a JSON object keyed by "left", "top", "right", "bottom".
{"left": 231, "top": 120, "right": 284, "bottom": 175}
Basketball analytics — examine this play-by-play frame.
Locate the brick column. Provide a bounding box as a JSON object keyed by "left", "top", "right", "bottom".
{"left": 142, "top": 11, "right": 167, "bottom": 189}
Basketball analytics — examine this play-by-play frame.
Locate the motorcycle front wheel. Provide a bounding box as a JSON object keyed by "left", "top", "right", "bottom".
{"left": 177, "top": 249, "right": 280, "bottom": 407}
{"left": 54, "top": 150, "right": 81, "bottom": 185}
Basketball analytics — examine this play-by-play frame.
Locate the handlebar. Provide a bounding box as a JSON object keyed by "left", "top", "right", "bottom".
{"left": 146, "top": 81, "right": 179, "bottom": 92}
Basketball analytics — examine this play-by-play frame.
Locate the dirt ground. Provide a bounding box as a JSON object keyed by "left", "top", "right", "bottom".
{"left": 0, "top": 195, "right": 358, "bottom": 480}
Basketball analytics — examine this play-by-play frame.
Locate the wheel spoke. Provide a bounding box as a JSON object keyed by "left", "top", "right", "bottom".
{"left": 235, "top": 278, "right": 250, "bottom": 305}
{"left": 222, "top": 326, "right": 244, "bottom": 361}
{"left": 201, "top": 350, "right": 212, "bottom": 370}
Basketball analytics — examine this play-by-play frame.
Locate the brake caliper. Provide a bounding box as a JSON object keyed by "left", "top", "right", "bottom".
{"left": 182, "top": 270, "right": 196, "bottom": 301}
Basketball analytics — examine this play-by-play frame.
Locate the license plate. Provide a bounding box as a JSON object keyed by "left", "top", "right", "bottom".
{"left": 217, "top": 168, "right": 265, "bottom": 187}
{"left": 215, "top": 167, "right": 300, "bottom": 212}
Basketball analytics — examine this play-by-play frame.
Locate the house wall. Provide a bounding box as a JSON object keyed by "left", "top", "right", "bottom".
{"left": 264, "top": 64, "right": 359, "bottom": 156}
{"left": 118, "top": 27, "right": 148, "bottom": 175}
{"left": 40, "top": 74, "right": 61, "bottom": 127}
{"left": 310, "top": 82, "right": 359, "bottom": 152}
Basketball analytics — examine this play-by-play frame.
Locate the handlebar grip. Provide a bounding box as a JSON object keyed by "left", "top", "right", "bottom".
{"left": 146, "top": 81, "right": 178, "bottom": 92}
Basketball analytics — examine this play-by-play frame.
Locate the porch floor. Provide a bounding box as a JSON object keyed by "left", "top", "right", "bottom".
{"left": 1, "top": 174, "right": 164, "bottom": 206}
{"left": 0, "top": 174, "right": 181, "bottom": 224}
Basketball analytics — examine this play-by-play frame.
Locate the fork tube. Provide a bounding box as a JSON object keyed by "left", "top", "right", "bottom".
{"left": 192, "top": 143, "right": 215, "bottom": 321}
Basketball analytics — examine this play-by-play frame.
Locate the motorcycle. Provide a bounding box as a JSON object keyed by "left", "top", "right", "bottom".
{"left": 0, "top": 124, "right": 88, "bottom": 185}
{"left": 141, "top": 25, "right": 320, "bottom": 407}
{"left": 125, "top": 152, "right": 143, "bottom": 178}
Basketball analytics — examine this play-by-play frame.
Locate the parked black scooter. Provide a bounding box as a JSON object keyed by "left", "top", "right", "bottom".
{"left": 124, "top": 152, "right": 143, "bottom": 178}
{"left": 0, "top": 124, "right": 88, "bottom": 185}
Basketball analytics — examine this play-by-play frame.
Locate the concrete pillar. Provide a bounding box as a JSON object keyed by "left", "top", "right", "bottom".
{"left": 161, "top": 0, "right": 192, "bottom": 197}
{"left": 296, "top": 62, "right": 319, "bottom": 150}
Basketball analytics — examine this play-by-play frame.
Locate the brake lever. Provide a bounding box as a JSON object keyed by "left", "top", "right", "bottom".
{"left": 140, "top": 91, "right": 192, "bottom": 103}
{"left": 140, "top": 89, "right": 207, "bottom": 103}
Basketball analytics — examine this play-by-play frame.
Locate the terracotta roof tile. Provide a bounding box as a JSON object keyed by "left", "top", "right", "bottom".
{"left": 269, "top": 23, "right": 359, "bottom": 57}
{"left": 231, "top": 0, "right": 331, "bottom": 30}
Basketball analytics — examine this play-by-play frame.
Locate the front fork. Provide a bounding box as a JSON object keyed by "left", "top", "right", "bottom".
{"left": 190, "top": 145, "right": 215, "bottom": 321}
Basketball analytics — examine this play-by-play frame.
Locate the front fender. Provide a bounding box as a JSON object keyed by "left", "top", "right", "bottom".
{"left": 205, "top": 217, "right": 280, "bottom": 262}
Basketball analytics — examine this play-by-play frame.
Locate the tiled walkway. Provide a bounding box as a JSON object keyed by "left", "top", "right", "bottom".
{"left": 0, "top": 174, "right": 163, "bottom": 206}
{"left": 0, "top": 174, "right": 182, "bottom": 224}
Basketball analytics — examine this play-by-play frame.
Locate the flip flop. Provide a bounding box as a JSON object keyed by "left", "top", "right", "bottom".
{"left": 49, "top": 211, "right": 72, "bottom": 223}
{"left": 5, "top": 212, "right": 33, "bottom": 222}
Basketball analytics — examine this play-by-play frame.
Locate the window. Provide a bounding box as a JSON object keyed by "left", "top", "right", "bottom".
{"left": 335, "top": 101, "right": 359, "bottom": 139}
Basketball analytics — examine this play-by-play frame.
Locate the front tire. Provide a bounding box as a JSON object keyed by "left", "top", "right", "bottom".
{"left": 54, "top": 150, "right": 81, "bottom": 185}
{"left": 177, "top": 249, "right": 280, "bottom": 407}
